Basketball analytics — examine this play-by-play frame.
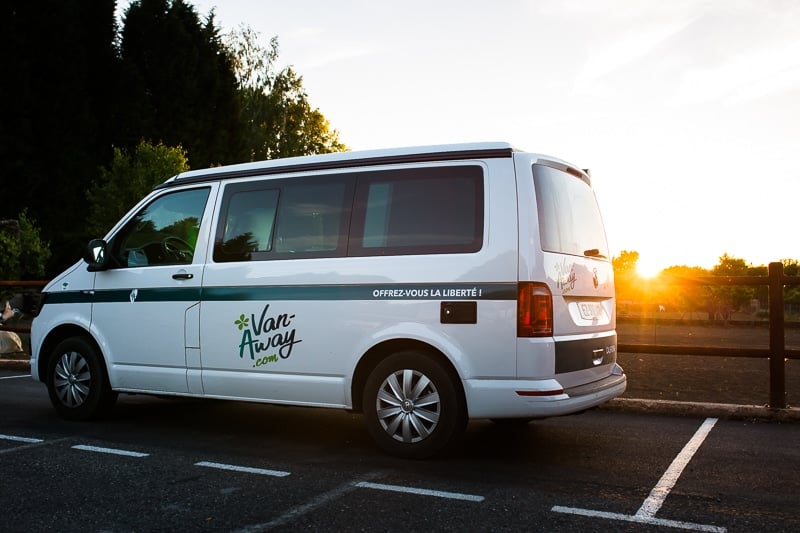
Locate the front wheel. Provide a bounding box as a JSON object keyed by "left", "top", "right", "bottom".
{"left": 363, "top": 351, "right": 466, "bottom": 459}
{"left": 46, "top": 337, "right": 117, "bottom": 420}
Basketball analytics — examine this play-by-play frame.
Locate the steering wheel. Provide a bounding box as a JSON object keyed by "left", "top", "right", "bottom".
{"left": 161, "top": 236, "right": 194, "bottom": 262}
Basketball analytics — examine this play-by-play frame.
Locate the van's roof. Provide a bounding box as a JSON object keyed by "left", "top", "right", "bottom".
{"left": 158, "top": 142, "right": 520, "bottom": 189}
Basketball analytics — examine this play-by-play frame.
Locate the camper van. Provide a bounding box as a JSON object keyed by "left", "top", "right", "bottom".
{"left": 30, "top": 142, "right": 625, "bottom": 458}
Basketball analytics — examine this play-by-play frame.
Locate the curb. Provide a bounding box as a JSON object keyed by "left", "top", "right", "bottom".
{"left": 0, "top": 357, "right": 29, "bottom": 372}
{"left": 2, "top": 356, "right": 798, "bottom": 423}
{"left": 603, "top": 397, "right": 800, "bottom": 422}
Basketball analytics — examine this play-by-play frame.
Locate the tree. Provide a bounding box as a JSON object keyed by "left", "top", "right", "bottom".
{"left": 225, "top": 27, "right": 347, "bottom": 160}
{"left": 709, "top": 253, "right": 754, "bottom": 318}
{"left": 0, "top": 211, "right": 51, "bottom": 280}
{"left": 1, "top": 0, "right": 119, "bottom": 274}
{"left": 612, "top": 250, "right": 639, "bottom": 274}
{"left": 86, "top": 140, "right": 190, "bottom": 237}
{"left": 118, "top": 0, "right": 245, "bottom": 168}
{"left": 612, "top": 250, "right": 641, "bottom": 307}
{"left": 660, "top": 265, "right": 710, "bottom": 317}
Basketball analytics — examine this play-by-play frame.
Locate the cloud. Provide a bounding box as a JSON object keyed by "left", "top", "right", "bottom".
{"left": 577, "top": 17, "right": 697, "bottom": 82}
{"left": 673, "top": 40, "right": 800, "bottom": 105}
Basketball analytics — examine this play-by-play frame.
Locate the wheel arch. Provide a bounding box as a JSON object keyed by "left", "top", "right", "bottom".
{"left": 38, "top": 325, "right": 109, "bottom": 383}
{"left": 350, "top": 338, "right": 465, "bottom": 413}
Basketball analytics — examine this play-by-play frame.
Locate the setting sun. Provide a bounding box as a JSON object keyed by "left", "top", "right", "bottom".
{"left": 636, "top": 255, "right": 666, "bottom": 278}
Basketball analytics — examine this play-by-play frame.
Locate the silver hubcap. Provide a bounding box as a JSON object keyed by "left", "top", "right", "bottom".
{"left": 54, "top": 351, "right": 91, "bottom": 407}
{"left": 376, "top": 368, "right": 440, "bottom": 443}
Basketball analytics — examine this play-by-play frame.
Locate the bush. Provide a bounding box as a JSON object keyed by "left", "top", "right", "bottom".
{"left": 0, "top": 222, "right": 21, "bottom": 280}
{"left": 0, "top": 210, "right": 50, "bottom": 281}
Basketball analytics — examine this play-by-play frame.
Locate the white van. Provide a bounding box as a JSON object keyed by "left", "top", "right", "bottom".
{"left": 30, "top": 142, "right": 625, "bottom": 458}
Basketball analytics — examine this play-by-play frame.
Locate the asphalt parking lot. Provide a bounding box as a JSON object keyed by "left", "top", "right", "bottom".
{"left": 2, "top": 366, "right": 799, "bottom": 532}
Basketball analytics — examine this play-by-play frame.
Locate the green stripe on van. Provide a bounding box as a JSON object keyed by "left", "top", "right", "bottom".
{"left": 45, "top": 288, "right": 203, "bottom": 304}
{"left": 44, "top": 283, "right": 517, "bottom": 304}
{"left": 202, "top": 283, "right": 517, "bottom": 301}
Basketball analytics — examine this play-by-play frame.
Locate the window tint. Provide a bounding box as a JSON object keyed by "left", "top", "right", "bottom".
{"left": 351, "top": 166, "right": 483, "bottom": 256}
{"left": 217, "top": 189, "right": 279, "bottom": 261}
{"left": 274, "top": 182, "right": 348, "bottom": 254}
{"left": 214, "top": 178, "right": 351, "bottom": 262}
{"left": 533, "top": 164, "right": 609, "bottom": 258}
{"left": 112, "top": 188, "right": 210, "bottom": 267}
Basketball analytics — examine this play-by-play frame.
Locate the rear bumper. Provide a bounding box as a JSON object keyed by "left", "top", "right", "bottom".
{"left": 464, "top": 364, "right": 626, "bottom": 419}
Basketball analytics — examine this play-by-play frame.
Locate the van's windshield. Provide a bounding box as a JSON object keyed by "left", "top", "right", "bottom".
{"left": 532, "top": 164, "right": 609, "bottom": 259}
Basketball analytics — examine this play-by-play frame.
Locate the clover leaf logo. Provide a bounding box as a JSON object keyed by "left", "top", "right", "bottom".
{"left": 234, "top": 314, "right": 250, "bottom": 331}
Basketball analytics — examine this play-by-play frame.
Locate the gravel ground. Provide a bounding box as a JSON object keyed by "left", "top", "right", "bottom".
{"left": 618, "top": 320, "right": 800, "bottom": 407}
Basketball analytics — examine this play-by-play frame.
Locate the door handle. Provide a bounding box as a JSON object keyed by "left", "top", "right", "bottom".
{"left": 172, "top": 272, "right": 194, "bottom": 280}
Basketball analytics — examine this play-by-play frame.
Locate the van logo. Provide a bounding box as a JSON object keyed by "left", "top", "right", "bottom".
{"left": 129, "top": 289, "right": 138, "bottom": 303}
{"left": 236, "top": 304, "right": 303, "bottom": 368}
{"left": 593, "top": 268, "right": 599, "bottom": 288}
{"left": 555, "top": 260, "right": 577, "bottom": 294}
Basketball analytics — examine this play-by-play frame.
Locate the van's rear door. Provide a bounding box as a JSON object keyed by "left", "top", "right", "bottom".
{"left": 517, "top": 155, "right": 617, "bottom": 383}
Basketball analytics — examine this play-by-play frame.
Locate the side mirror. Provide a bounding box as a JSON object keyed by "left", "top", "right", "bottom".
{"left": 84, "top": 239, "right": 110, "bottom": 271}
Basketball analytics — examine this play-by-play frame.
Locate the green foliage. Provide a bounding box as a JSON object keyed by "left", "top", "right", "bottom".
{"left": 659, "top": 265, "right": 711, "bottom": 314}
{"left": 709, "top": 253, "right": 755, "bottom": 314}
{"left": 18, "top": 210, "right": 51, "bottom": 279}
{"left": 226, "top": 27, "right": 347, "bottom": 160}
{"left": 1, "top": 0, "right": 118, "bottom": 274}
{"left": 118, "top": 0, "right": 245, "bottom": 168}
{"left": 0, "top": 211, "right": 50, "bottom": 280}
{"left": 87, "top": 140, "right": 189, "bottom": 237}
{"left": 0, "top": 224, "right": 21, "bottom": 280}
{"left": 614, "top": 252, "right": 800, "bottom": 319}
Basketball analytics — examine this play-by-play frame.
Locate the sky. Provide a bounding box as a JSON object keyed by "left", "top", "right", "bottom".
{"left": 119, "top": 0, "right": 800, "bottom": 275}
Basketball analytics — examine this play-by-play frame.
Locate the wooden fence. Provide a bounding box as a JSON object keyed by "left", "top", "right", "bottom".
{"left": 619, "top": 262, "right": 800, "bottom": 408}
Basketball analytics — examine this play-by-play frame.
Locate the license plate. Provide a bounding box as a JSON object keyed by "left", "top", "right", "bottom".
{"left": 578, "top": 302, "right": 604, "bottom": 320}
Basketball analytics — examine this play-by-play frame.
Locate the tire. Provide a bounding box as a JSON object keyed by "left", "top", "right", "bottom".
{"left": 363, "top": 351, "right": 466, "bottom": 459}
{"left": 46, "top": 337, "right": 117, "bottom": 420}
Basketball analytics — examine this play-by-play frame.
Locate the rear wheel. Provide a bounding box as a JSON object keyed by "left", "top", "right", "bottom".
{"left": 363, "top": 351, "right": 466, "bottom": 459}
{"left": 46, "top": 337, "right": 117, "bottom": 420}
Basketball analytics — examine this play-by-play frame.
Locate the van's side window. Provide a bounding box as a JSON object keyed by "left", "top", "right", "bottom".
{"left": 218, "top": 189, "right": 280, "bottom": 261}
{"left": 111, "top": 187, "right": 210, "bottom": 268}
{"left": 350, "top": 165, "right": 484, "bottom": 256}
{"left": 214, "top": 178, "right": 352, "bottom": 262}
{"left": 274, "top": 182, "right": 349, "bottom": 254}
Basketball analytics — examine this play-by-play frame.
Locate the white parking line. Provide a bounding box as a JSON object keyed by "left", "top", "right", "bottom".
{"left": 355, "top": 481, "right": 485, "bottom": 502}
{"left": 233, "top": 473, "right": 382, "bottom": 533}
{"left": 0, "top": 433, "right": 44, "bottom": 443}
{"left": 637, "top": 418, "right": 718, "bottom": 519}
{"left": 551, "top": 506, "right": 726, "bottom": 532}
{"left": 71, "top": 444, "right": 149, "bottom": 457}
{"left": 195, "top": 461, "right": 290, "bottom": 477}
{"left": 552, "top": 417, "right": 725, "bottom": 532}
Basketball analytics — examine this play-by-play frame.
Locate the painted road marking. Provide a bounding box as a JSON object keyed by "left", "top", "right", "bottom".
{"left": 637, "top": 417, "right": 718, "bottom": 519}
{"left": 355, "top": 481, "right": 485, "bottom": 502}
{"left": 551, "top": 506, "right": 726, "bottom": 532}
{"left": 195, "top": 461, "right": 290, "bottom": 477}
{"left": 233, "top": 473, "right": 382, "bottom": 533}
{"left": 0, "top": 433, "right": 44, "bottom": 443}
{"left": 553, "top": 417, "right": 725, "bottom": 532}
{"left": 71, "top": 444, "right": 149, "bottom": 458}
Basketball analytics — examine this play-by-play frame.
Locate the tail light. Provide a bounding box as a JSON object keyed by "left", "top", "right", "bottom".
{"left": 517, "top": 282, "right": 552, "bottom": 337}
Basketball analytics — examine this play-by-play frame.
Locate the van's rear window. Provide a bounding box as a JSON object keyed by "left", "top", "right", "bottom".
{"left": 533, "top": 164, "right": 609, "bottom": 259}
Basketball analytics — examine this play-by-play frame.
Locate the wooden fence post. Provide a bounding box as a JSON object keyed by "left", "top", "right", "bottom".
{"left": 768, "top": 262, "right": 786, "bottom": 408}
